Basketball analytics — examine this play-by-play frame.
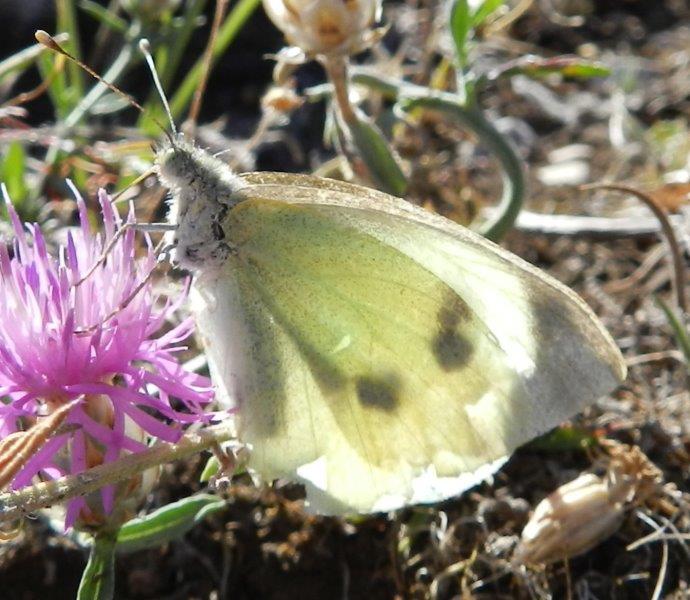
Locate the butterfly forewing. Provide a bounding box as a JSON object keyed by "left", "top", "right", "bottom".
{"left": 191, "top": 174, "right": 625, "bottom": 513}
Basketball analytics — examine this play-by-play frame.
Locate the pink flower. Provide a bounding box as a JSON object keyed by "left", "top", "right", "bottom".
{"left": 0, "top": 185, "right": 213, "bottom": 526}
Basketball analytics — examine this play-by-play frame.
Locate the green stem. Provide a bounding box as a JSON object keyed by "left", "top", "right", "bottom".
{"left": 78, "top": 531, "right": 118, "bottom": 600}
{"left": 166, "top": 0, "right": 261, "bottom": 121}
{"left": 400, "top": 92, "right": 525, "bottom": 241}
{"left": 348, "top": 71, "right": 526, "bottom": 241}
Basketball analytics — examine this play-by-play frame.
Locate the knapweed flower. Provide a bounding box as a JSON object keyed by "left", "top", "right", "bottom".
{"left": 263, "top": 0, "right": 382, "bottom": 57}
{"left": 0, "top": 185, "right": 213, "bottom": 527}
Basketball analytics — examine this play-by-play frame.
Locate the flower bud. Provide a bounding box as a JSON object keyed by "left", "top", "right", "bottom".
{"left": 263, "top": 0, "right": 382, "bottom": 57}
{"left": 513, "top": 443, "right": 663, "bottom": 565}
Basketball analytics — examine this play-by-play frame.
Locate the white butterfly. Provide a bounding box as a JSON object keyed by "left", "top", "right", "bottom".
{"left": 156, "top": 138, "right": 626, "bottom": 515}
{"left": 31, "top": 28, "right": 625, "bottom": 514}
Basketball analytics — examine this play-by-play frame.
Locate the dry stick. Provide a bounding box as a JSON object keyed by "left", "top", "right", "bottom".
{"left": 0, "top": 399, "right": 82, "bottom": 489}
{"left": 582, "top": 183, "right": 688, "bottom": 315}
{"left": 185, "top": 0, "right": 229, "bottom": 134}
{"left": 3, "top": 56, "right": 64, "bottom": 108}
{"left": 321, "top": 55, "right": 376, "bottom": 185}
{"left": 0, "top": 423, "right": 234, "bottom": 523}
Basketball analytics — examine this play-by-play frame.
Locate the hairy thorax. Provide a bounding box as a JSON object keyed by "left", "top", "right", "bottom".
{"left": 156, "top": 138, "right": 244, "bottom": 271}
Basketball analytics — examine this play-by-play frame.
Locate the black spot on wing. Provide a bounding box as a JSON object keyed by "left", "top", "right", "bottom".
{"left": 433, "top": 330, "right": 473, "bottom": 370}
{"left": 356, "top": 375, "right": 400, "bottom": 411}
{"left": 433, "top": 291, "right": 474, "bottom": 371}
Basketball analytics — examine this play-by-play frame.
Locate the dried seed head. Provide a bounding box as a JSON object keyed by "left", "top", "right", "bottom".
{"left": 263, "top": 0, "right": 382, "bottom": 57}
{"left": 261, "top": 85, "right": 304, "bottom": 114}
{"left": 513, "top": 442, "right": 664, "bottom": 565}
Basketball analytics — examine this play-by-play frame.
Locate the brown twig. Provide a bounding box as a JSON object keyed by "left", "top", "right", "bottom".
{"left": 581, "top": 183, "right": 688, "bottom": 315}
{"left": 0, "top": 423, "right": 234, "bottom": 523}
{"left": 185, "top": 0, "right": 229, "bottom": 134}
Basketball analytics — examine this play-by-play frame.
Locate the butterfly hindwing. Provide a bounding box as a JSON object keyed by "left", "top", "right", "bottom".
{"left": 191, "top": 173, "right": 625, "bottom": 513}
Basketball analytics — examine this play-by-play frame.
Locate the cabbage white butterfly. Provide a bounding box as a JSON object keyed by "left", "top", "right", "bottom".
{"left": 37, "top": 30, "right": 626, "bottom": 515}
{"left": 156, "top": 137, "right": 626, "bottom": 514}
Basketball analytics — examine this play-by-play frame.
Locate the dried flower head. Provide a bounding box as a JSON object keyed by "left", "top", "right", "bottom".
{"left": 263, "top": 0, "right": 382, "bottom": 57}
{"left": 0, "top": 186, "right": 213, "bottom": 527}
{"left": 513, "top": 442, "right": 664, "bottom": 565}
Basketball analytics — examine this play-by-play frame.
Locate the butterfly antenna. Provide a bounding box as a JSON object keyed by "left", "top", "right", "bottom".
{"left": 138, "top": 39, "right": 177, "bottom": 137}
{"left": 185, "top": 0, "right": 229, "bottom": 135}
{"left": 34, "top": 30, "right": 175, "bottom": 146}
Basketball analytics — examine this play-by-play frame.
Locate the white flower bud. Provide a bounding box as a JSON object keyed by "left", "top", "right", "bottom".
{"left": 514, "top": 443, "right": 663, "bottom": 565}
{"left": 263, "top": 0, "right": 382, "bottom": 57}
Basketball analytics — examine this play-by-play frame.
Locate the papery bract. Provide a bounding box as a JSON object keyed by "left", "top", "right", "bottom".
{"left": 263, "top": 0, "right": 381, "bottom": 57}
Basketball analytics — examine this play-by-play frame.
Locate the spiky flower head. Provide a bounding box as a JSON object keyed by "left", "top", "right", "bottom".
{"left": 0, "top": 186, "right": 213, "bottom": 527}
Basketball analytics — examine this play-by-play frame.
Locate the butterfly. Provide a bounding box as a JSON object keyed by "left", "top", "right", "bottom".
{"left": 32, "top": 29, "right": 625, "bottom": 514}
{"left": 156, "top": 137, "right": 626, "bottom": 515}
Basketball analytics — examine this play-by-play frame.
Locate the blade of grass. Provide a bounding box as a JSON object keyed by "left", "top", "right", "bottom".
{"left": 655, "top": 296, "right": 690, "bottom": 364}
{"left": 159, "top": 0, "right": 208, "bottom": 88}
{"left": 79, "top": 0, "right": 128, "bottom": 34}
{"left": 56, "top": 0, "right": 85, "bottom": 100}
{"left": 0, "top": 33, "right": 69, "bottom": 85}
{"left": 165, "top": 0, "right": 260, "bottom": 121}
{"left": 37, "top": 50, "right": 71, "bottom": 119}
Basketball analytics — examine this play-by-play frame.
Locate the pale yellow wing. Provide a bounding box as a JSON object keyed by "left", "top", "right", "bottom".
{"left": 191, "top": 173, "right": 625, "bottom": 514}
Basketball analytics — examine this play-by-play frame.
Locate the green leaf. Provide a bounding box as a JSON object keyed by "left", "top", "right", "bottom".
{"left": 655, "top": 295, "right": 690, "bottom": 365}
{"left": 472, "top": 0, "right": 504, "bottom": 27}
{"left": 347, "top": 116, "right": 408, "bottom": 197}
{"left": 199, "top": 455, "right": 220, "bottom": 483}
{"left": 56, "top": 0, "right": 85, "bottom": 100}
{"left": 529, "top": 426, "right": 598, "bottom": 452}
{"left": 397, "top": 92, "right": 524, "bottom": 241}
{"left": 449, "top": 0, "right": 471, "bottom": 67}
{"left": 79, "top": 0, "right": 128, "bottom": 33}
{"left": 492, "top": 55, "right": 611, "bottom": 81}
{"left": 0, "top": 142, "right": 28, "bottom": 206}
{"left": 78, "top": 532, "right": 117, "bottom": 600}
{"left": 116, "top": 494, "right": 225, "bottom": 554}
{"left": 140, "top": 0, "right": 260, "bottom": 133}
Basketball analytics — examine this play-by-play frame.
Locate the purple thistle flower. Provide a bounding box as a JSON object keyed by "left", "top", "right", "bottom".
{"left": 0, "top": 185, "right": 213, "bottom": 527}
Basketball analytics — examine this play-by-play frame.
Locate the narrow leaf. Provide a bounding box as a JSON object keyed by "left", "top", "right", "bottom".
{"left": 655, "top": 295, "right": 690, "bottom": 364}
{"left": 116, "top": 494, "right": 225, "bottom": 554}
{"left": 0, "top": 142, "right": 28, "bottom": 206}
{"left": 491, "top": 55, "right": 611, "bottom": 81}
{"left": 472, "top": 0, "right": 504, "bottom": 27}
{"left": 199, "top": 455, "right": 220, "bottom": 483}
{"left": 348, "top": 116, "right": 408, "bottom": 197}
{"left": 79, "top": 0, "right": 128, "bottom": 33}
{"left": 449, "top": 0, "right": 471, "bottom": 67}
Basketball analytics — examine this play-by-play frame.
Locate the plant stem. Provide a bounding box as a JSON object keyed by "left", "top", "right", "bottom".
{"left": 0, "top": 423, "right": 234, "bottom": 523}
{"left": 77, "top": 531, "right": 118, "bottom": 600}
{"left": 583, "top": 183, "right": 688, "bottom": 315}
{"left": 321, "top": 55, "right": 357, "bottom": 125}
{"left": 399, "top": 90, "right": 525, "bottom": 241}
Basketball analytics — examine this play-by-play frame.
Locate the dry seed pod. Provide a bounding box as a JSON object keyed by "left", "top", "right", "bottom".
{"left": 513, "top": 442, "right": 663, "bottom": 565}
{"left": 261, "top": 86, "right": 304, "bottom": 115}
{"left": 263, "top": 0, "right": 382, "bottom": 57}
